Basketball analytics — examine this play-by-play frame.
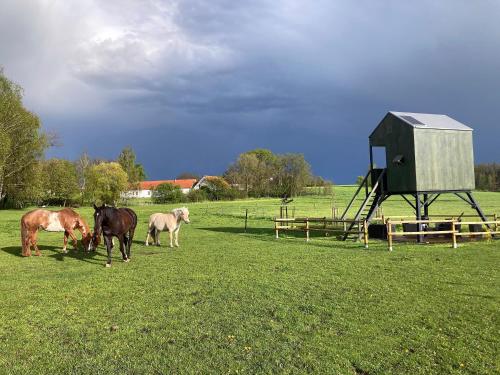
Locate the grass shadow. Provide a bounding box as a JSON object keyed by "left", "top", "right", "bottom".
{"left": 199, "top": 227, "right": 271, "bottom": 236}
{"left": 1, "top": 245, "right": 105, "bottom": 265}
{"left": 1, "top": 245, "right": 60, "bottom": 257}
{"left": 198, "top": 226, "right": 389, "bottom": 252}
{"left": 47, "top": 248, "right": 104, "bottom": 265}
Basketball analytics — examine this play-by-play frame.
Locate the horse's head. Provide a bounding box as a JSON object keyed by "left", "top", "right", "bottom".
{"left": 81, "top": 232, "right": 92, "bottom": 251}
{"left": 89, "top": 230, "right": 101, "bottom": 251}
{"left": 178, "top": 207, "right": 190, "bottom": 224}
{"left": 77, "top": 219, "right": 93, "bottom": 251}
{"left": 89, "top": 203, "right": 105, "bottom": 251}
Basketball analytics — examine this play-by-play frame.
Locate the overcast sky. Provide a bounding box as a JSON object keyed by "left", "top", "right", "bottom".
{"left": 1, "top": 0, "right": 499, "bottom": 182}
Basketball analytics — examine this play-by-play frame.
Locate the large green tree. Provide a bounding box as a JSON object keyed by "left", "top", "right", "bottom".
{"left": 117, "top": 146, "right": 146, "bottom": 186}
{"left": 275, "top": 153, "right": 312, "bottom": 197}
{"left": 85, "top": 162, "right": 129, "bottom": 205}
{"left": 225, "top": 149, "right": 279, "bottom": 197}
{"left": 75, "top": 151, "right": 91, "bottom": 204}
{"left": 41, "top": 159, "right": 80, "bottom": 205}
{"left": 224, "top": 149, "right": 313, "bottom": 197}
{"left": 0, "top": 70, "right": 48, "bottom": 207}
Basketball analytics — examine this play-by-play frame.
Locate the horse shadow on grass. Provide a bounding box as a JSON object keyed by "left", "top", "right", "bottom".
{"left": 1, "top": 245, "right": 105, "bottom": 265}
{"left": 199, "top": 227, "right": 276, "bottom": 241}
{"left": 197, "top": 226, "right": 387, "bottom": 251}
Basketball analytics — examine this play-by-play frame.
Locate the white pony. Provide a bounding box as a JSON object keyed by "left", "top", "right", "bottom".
{"left": 145, "top": 207, "right": 190, "bottom": 248}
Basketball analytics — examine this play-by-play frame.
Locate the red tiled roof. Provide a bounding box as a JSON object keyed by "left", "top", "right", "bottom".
{"left": 138, "top": 179, "right": 197, "bottom": 190}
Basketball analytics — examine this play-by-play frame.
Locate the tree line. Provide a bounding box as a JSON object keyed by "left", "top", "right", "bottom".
{"left": 3, "top": 146, "right": 146, "bottom": 208}
{"left": 223, "top": 149, "right": 331, "bottom": 198}
{"left": 475, "top": 163, "right": 500, "bottom": 191}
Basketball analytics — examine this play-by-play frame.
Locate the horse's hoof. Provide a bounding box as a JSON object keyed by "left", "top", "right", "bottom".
{"left": 105, "top": 263, "right": 111, "bottom": 268}
{"left": 34, "top": 253, "right": 42, "bottom": 257}
{"left": 123, "top": 258, "right": 130, "bottom": 263}
{"left": 62, "top": 250, "right": 68, "bottom": 254}
{"left": 145, "top": 242, "right": 148, "bottom": 246}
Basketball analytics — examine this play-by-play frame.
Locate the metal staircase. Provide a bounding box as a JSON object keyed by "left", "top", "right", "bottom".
{"left": 341, "top": 169, "right": 387, "bottom": 241}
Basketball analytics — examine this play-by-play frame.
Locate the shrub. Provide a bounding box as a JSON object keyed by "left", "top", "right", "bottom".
{"left": 186, "top": 189, "right": 208, "bottom": 202}
{"left": 152, "top": 183, "right": 185, "bottom": 204}
{"left": 201, "top": 177, "right": 236, "bottom": 201}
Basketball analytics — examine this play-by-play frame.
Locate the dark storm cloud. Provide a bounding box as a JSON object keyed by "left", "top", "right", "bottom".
{"left": 1, "top": 0, "right": 499, "bottom": 182}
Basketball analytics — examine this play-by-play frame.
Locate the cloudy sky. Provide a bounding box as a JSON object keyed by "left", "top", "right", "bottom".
{"left": 1, "top": 0, "right": 499, "bottom": 182}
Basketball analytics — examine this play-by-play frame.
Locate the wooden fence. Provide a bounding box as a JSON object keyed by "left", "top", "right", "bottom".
{"left": 273, "top": 215, "right": 499, "bottom": 252}
{"left": 386, "top": 218, "right": 500, "bottom": 251}
{"left": 274, "top": 217, "right": 369, "bottom": 248}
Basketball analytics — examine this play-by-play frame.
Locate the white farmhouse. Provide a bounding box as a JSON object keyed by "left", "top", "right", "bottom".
{"left": 122, "top": 179, "right": 197, "bottom": 198}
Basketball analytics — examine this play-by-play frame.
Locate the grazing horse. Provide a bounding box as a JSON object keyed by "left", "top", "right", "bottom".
{"left": 20, "top": 208, "right": 92, "bottom": 257}
{"left": 90, "top": 204, "right": 137, "bottom": 267}
{"left": 145, "top": 207, "right": 190, "bottom": 248}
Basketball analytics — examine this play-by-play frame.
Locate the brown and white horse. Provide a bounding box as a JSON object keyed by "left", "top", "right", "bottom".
{"left": 20, "top": 208, "right": 92, "bottom": 257}
{"left": 145, "top": 207, "right": 190, "bottom": 248}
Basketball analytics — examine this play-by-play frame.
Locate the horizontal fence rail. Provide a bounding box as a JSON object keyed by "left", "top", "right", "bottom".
{"left": 274, "top": 217, "right": 369, "bottom": 248}
{"left": 386, "top": 217, "right": 499, "bottom": 251}
{"left": 274, "top": 214, "right": 499, "bottom": 252}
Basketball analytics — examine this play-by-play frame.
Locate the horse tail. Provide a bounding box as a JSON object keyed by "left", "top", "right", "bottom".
{"left": 130, "top": 208, "right": 138, "bottom": 231}
{"left": 20, "top": 217, "right": 29, "bottom": 256}
{"left": 152, "top": 227, "right": 158, "bottom": 243}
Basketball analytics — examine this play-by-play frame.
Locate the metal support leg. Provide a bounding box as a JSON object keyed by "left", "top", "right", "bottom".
{"left": 466, "top": 192, "right": 492, "bottom": 232}
{"left": 416, "top": 193, "right": 423, "bottom": 243}
{"left": 423, "top": 193, "right": 429, "bottom": 219}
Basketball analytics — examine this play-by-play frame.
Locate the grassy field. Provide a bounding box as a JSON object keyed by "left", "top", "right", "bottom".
{"left": 0, "top": 187, "right": 498, "bottom": 374}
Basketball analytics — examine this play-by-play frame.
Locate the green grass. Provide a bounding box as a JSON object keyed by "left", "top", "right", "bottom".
{"left": 0, "top": 187, "right": 498, "bottom": 374}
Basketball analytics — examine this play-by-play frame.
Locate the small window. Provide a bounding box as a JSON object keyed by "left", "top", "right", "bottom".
{"left": 372, "top": 147, "right": 387, "bottom": 168}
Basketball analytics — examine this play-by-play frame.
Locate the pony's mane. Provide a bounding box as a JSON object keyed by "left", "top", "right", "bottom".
{"left": 171, "top": 207, "right": 189, "bottom": 217}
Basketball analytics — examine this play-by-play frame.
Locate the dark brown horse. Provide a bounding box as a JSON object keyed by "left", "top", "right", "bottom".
{"left": 89, "top": 204, "right": 137, "bottom": 267}
{"left": 20, "top": 208, "right": 92, "bottom": 257}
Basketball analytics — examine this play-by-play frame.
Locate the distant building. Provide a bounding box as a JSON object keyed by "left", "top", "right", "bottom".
{"left": 192, "top": 176, "right": 223, "bottom": 190}
{"left": 122, "top": 179, "right": 197, "bottom": 198}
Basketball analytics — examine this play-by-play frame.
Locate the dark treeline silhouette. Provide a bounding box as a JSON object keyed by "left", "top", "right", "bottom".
{"left": 475, "top": 163, "right": 500, "bottom": 191}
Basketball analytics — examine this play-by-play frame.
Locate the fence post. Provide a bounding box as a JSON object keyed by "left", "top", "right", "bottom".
{"left": 387, "top": 219, "right": 393, "bottom": 251}
{"left": 306, "top": 218, "right": 310, "bottom": 242}
{"left": 452, "top": 220, "right": 458, "bottom": 249}
{"left": 275, "top": 218, "right": 279, "bottom": 239}
{"left": 324, "top": 217, "right": 327, "bottom": 236}
{"left": 244, "top": 209, "right": 248, "bottom": 233}
{"left": 363, "top": 220, "right": 368, "bottom": 249}
{"left": 494, "top": 214, "right": 498, "bottom": 232}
